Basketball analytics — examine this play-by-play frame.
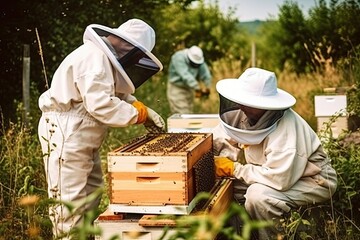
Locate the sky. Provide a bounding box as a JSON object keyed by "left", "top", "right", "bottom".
{"left": 207, "top": 0, "right": 321, "bottom": 22}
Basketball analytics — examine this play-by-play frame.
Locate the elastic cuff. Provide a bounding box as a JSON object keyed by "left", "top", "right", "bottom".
{"left": 233, "top": 162, "right": 242, "bottom": 177}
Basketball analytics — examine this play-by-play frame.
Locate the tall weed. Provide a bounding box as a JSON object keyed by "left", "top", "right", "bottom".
{"left": 0, "top": 115, "right": 52, "bottom": 239}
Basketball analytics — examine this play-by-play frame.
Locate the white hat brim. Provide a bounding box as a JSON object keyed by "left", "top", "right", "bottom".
{"left": 216, "top": 78, "right": 296, "bottom": 110}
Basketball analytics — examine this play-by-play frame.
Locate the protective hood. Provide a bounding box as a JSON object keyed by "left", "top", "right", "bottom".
{"left": 83, "top": 19, "right": 163, "bottom": 94}
{"left": 217, "top": 88, "right": 286, "bottom": 145}
{"left": 219, "top": 109, "right": 284, "bottom": 145}
{"left": 216, "top": 68, "right": 296, "bottom": 110}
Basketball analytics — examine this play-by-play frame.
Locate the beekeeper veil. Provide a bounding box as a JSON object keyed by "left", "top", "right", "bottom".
{"left": 216, "top": 68, "right": 296, "bottom": 145}
{"left": 83, "top": 19, "right": 163, "bottom": 94}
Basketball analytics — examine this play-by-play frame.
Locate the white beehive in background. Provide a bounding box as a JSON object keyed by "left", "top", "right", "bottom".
{"left": 314, "top": 94, "right": 347, "bottom": 138}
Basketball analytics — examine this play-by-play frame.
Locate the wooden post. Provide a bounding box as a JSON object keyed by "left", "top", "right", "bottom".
{"left": 22, "top": 44, "right": 30, "bottom": 126}
{"left": 251, "top": 41, "right": 256, "bottom": 67}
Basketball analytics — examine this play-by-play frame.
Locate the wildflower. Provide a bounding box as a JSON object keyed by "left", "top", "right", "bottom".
{"left": 19, "top": 195, "right": 40, "bottom": 206}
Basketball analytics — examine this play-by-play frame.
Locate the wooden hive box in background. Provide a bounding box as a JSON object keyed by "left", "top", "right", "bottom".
{"left": 167, "top": 114, "right": 219, "bottom": 133}
{"left": 107, "top": 133, "right": 214, "bottom": 206}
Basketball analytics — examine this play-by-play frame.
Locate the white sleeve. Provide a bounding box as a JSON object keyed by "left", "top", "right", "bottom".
{"left": 233, "top": 148, "right": 302, "bottom": 191}
{"left": 116, "top": 93, "right": 137, "bottom": 104}
{"left": 76, "top": 55, "right": 138, "bottom": 127}
{"left": 233, "top": 110, "right": 313, "bottom": 191}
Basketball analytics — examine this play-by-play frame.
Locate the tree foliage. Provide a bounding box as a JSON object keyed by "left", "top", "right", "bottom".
{"left": 278, "top": 1, "right": 311, "bottom": 73}
{"left": 154, "top": 1, "right": 247, "bottom": 70}
{"left": 256, "top": 0, "right": 360, "bottom": 74}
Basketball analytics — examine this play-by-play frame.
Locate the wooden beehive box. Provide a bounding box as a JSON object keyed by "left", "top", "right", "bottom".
{"left": 108, "top": 133, "right": 214, "bottom": 206}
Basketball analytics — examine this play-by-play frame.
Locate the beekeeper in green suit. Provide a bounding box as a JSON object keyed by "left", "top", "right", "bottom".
{"left": 167, "top": 45, "right": 212, "bottom": 114}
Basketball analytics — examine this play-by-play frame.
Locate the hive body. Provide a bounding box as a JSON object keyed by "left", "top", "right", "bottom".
{"left": 108, "top": 133, "right": 214, "bottom": 206}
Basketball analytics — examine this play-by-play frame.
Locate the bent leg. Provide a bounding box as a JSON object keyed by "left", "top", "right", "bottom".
{"left": 244, "top": 177, "right": 335, "bottom": 240}
{"left": 245, "top": 183, "right": 294, "bottom": 239}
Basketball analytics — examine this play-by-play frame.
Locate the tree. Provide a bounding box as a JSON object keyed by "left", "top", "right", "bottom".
{"left": 273, "top": 1, "right": 312, "bottom": 73}
{"left": 302, "top": 0, "right": 360, "bottom": 73}
{"left": 260, "top": 0, "right": 360, "bottom": 74}
{"left": 154, "top": 0, "right": 247, "bottom": 70}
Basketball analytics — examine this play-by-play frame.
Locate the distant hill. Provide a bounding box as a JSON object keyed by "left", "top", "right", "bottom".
{"left": 239, "top": 20, "right": 264, "bottom": 35}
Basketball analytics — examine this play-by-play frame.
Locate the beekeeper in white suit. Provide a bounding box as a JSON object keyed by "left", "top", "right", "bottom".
{"left": 38, "top": 18, "right": 165, "bottom": 238}
{"left": 212, "top": 67, "right": 337, "bottom": 239}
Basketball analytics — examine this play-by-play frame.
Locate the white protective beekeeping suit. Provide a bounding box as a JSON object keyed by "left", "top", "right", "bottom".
{"left": 38, "top": 19, "right": 164, "bottom": 238}
{"left": 212, "top": 67, "right": 337, "bottom": 239}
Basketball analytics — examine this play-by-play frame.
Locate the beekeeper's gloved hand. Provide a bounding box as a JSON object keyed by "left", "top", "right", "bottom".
{"left": 214, "top": 157, "right": 235, "bottom": 177}
{"left": 144, "top": 107, "right": 166, "bottom": 133}
{"left": 132, "top": 101, "right": 165, "bottom": 133}
{"left": 195, "top": 89, "right": 202, "bottom": 98}
{"left": 201, "top": 88, "right": 210, "bottom": 99}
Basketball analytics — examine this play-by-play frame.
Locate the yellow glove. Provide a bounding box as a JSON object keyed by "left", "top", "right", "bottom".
{"left": 132, "top": 101, "right": 148, "bottom": 124}
{"left": 201, "top": 88, "right": 210, "bottom": 98}
{"left": 132, "top": 101, "right": 166, "bottom": 133}
{"left": 214, "top": 157, "right": 235, "bottom": 177}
